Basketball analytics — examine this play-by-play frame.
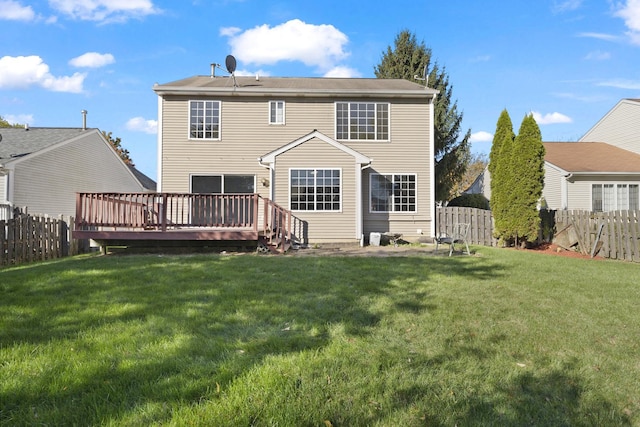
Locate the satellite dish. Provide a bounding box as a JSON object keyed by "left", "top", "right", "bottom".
{"left": 225, "top": 55, "right": 237, "bottom": 74}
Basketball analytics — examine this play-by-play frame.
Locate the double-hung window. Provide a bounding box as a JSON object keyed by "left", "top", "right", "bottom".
{"left": 336, "top": 102, "right": 389, "bottom": 141}
{"left": 189, "top": 100, "right": 220, "bottom": 140}
{"left": 290, "top": 169, "right": 341, "bottom": 211}
{"left": 592, "top": 183, "right": 639, "bottom": 211}
{"left": 269, "top": 101, "right": 285, "bottom": 124}
{"left": 370, "top": 174, "right": 416, "bottom": 212}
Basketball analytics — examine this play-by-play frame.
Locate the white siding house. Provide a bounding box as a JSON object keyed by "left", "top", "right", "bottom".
{"left": 0, "top": 127, "right": 154, "bottom": 218}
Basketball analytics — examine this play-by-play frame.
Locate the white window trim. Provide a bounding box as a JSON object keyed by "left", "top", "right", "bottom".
{"left": 289, "top": 168, "right": 343, "bottom": 213}
{"left": 591, "top": 182, "right": 640, "bottom": 211}
{"left": 369, "top": 173, "right": 418, "bottom": 214}
{"left": 334, "top": 101, "right": 391, "bottom": 142}
{"left": 269, "top": 100, "right": 286, "bottom": 125}
{"left": 188, "top": 100, "right": 222, "bottom": 141}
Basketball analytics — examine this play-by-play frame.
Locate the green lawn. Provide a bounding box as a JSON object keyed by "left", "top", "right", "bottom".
{"left": 1, "top": 248, "right": 639, "bottom": 426}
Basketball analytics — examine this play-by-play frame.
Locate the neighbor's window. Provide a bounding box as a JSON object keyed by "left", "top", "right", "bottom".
{"left": 269, "top": 101, "right": 285, "bottom": 124}
{"left": 290, "top": 169, "right": 341, "bottom": 211}
{"left": 189, "top": 100, "right": 220, "bottom": 139}
{"left": 592, "top": 183, "right": 639, "bottom": 211}
{"left": 336, "top": 102, "right": 389, "bottom": 141}
{"left": 370, "top": 174, "right": 416, "bottom": 212}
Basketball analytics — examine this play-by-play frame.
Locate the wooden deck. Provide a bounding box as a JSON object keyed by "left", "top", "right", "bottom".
{"left": 74, "top": 193, "right": 292, "bottom": 253}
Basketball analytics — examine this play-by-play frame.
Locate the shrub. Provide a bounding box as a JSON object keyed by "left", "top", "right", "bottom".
{"left": 448, "top": 193, "right": 490, "bottom": 210}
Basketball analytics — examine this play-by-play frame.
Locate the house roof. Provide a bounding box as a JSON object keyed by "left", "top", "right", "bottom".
{"left": 0, "top": 127, "right": 157, "bottom": 190}
{"left": 543, "top": 142, "right": 640, "bottom": 173}
{"left": 153, "top": 76, "right": 438, "bottom": 99}
{"left": 259, "top": 130, "right": 371, "bottom": 165}
{"left": 0, "top": 127, "right": 93, "bottom": 160}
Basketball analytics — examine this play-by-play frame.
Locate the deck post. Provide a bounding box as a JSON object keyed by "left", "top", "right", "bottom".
{"left": 161, "top": 193, "right": 167, "bottom": 232}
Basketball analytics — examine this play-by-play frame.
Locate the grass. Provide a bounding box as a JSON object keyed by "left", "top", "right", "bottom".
{"left": 1, "top": 248, "right": 639, "bottom": 426}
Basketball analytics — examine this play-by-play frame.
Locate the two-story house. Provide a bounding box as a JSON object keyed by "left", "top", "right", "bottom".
{"left": 151, "top": 74, "right": 438, "bottom": 245}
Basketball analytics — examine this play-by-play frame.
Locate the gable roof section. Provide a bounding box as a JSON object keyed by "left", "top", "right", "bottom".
{"left": 154, "top": 76, "right": 438, "bottom": 99}
{"left": 0, "top": 127, "right": 91, "bottom": 160}
{"left": 543, "top": 142, "right": 640, "bottom": 174}
{"left": 259, "top": 130, "right": 371, "bottom": 165}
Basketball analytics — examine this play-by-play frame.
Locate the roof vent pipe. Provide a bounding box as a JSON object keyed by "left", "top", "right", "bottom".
{"left": 81, "top": 110, "right": 87, "bottom": 130}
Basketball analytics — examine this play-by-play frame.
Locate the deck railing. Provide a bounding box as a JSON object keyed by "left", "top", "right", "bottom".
{"left": 76, "top": 193, "right": 259, "bottom": 231}
{"left": 75, "top": 192, "right": 292, "bottom": 253}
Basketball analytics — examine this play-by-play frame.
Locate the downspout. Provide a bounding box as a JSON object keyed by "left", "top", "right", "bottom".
{"left": 257, "top": 158, "right": 274, "bottom": 200}
{"left": 562, "top": 173, "right": 572, "bottom": 210}
{"left": 155, "top": 89, "right": 163, "bottom": 192}
{"left": 428, "top": 93, "right": 437, "bottom": 239}
{"left": 357, "top": 161, "right": 373, "bottom": 244}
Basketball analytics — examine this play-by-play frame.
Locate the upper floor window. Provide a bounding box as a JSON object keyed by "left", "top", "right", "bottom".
{"left": 189, "top": 100, "right": 220, "bottom": 140}
{"left": 290, "top": 169, "right": 341, "bottom": 212}
{"left": 592, "top": 183, "right": 639, "bottom": 211}
{"left": 269, "top": 101, "right": 285, "bottom": 124}
{"left": 336, "top": 102, "right": 389, "bottom": 141}
{"left": 370, "top": 173, "right": 416, "bottom": 213}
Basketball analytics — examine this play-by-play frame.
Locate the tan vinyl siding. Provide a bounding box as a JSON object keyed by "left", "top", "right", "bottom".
{"left": 274, "top": 137, "right": 358, "bottom": 242}
{"left": 581, "top": 101, "right": 640, "bottom": 155}
{"left": 542, "top": 164, "right": 563, "bottom": 209}
{"left": 11, "top": 132, "right": 144, "bottom": 217}
{"left": 360, "top": 101, "right": 432, "bottom": 237}
{"left": 160, "top": 94, "right": 433, "bottom": 242}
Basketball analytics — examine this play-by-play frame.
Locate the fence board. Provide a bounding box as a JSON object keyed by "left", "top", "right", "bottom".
{"left": 0, "top": 213, "right": 79, "bottom": 268}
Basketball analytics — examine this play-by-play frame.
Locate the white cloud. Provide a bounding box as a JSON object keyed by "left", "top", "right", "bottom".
{"left": 48, "top": 0, "right": 160, "bottom": 23}
{"left": 69, "top": 52, "right": 115, "bottom": 68}
{"left": 552, "top": 0, "right": 583, "bottom": 13}
{"left": 219, "top": 26, "right": 241, "bottom": 37}
{"left": 470, "top": 131, "right": 494, "bottom": 143}
{"left": 0, "top": 0, "right": 35, "bottom": 21}
{"left": 223, "top": 19, "right": 350, "bottom": 71}
{"left": 584, "top": 50, "right": 611, "bottom": 60}
{"left": 0, "top": 55, "right": 85, "bottom": 93}
{"left": 323, "top": 66, "right": 362, "bottom": 78}
{"left": 597, "top": 78, "right": 640, "bottom": 89}
{"left": 2, "top": 113, "right": 34, "bottom": 126}
{"left": 126, "top": 116, "right": 157, "bottom": 134}
{"left": 531, "top": 111, "right": 573, "bottom": 125}
{"left": 469, "top": 55, "right": 491, "bottom": 63}
{"left": 614, "top": 0, "right": 640, "bottom": 44}
{"left": 577, "top": 32, "right": 619, "bottom": 41}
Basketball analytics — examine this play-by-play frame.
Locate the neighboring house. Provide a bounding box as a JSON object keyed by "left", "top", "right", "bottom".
{"left": 580, "top": 98, "right": 640, "bottom": 155}
{"left": 467, "top": 98, "right": 640, "bottom": 212}
{"left": 153, "top": 75, "right": 438, "bottom": 243}
{"left": 0, "top": 127, "right": 155, "bottom": 218}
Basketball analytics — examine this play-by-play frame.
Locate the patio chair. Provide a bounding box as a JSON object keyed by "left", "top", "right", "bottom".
{"left": 435, "top": 223, "right": 471, "bottom": 256}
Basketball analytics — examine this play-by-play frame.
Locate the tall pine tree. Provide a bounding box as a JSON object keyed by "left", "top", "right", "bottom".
{"left": 374, "top": 30, "right": 470, "bottom": 202}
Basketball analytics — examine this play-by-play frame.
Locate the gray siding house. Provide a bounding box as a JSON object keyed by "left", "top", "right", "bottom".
{"left": 153, "top": 75, "right": 438, "bottom": 243}
{"left": 0, "top": 127, "right": 154, "bottom": 218}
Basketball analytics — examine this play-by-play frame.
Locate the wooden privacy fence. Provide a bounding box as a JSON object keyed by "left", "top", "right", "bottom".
{"left": 436, "top": 207, "right": 496, "bottom": 247}
{"left": 555, "top": 210, "right": 640, "bottom": 262}
{"left": 0, "top": 214, "right": 79, "bottom": 267}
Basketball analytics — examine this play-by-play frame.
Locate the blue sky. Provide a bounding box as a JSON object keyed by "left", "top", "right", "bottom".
{"left": 2, "top": 0, "right": 640, "bottom": 180}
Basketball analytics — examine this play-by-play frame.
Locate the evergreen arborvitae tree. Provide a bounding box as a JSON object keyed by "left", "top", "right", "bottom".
{"left": 489, "top": 110, "right": 515, "bottom": 242}
{"left": 509, "top": 114, "right": 545, "bottom": 245}
{"left": 374, "top": 30, "right": 470, "bottom": 202}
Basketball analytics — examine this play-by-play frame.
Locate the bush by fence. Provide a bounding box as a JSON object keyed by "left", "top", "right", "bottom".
{"left": 0, "top": 213, "right": 80, "bottom": 267}
{"left": 437, "top": 206, "right": 640, "bottom": 262}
